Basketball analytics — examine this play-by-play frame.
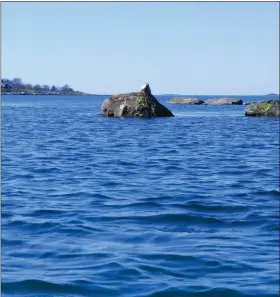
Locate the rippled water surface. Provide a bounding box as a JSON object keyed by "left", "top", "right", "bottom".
{"left": 2, "top": 95, "right": 279, "bottom": 297}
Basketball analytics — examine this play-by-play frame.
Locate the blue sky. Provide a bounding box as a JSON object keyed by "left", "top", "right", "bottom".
{"left": 2, "top": 2, "right": 279, "bottom": 94}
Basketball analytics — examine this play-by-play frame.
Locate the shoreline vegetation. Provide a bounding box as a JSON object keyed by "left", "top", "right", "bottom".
{"left": 1, "top": 78, "right": 278, "bottom": 98}
{"left": 1, "top": 78, "right": 93, "bottom": 96}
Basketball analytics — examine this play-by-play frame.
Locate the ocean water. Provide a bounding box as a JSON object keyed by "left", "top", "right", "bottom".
{"left": 2, "top": 95, "right": 279, "bottom": 297}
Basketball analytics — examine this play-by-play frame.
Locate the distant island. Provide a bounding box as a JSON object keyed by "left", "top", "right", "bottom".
{"left": 1, "top": 78, "right": 93, "bottom": 95}
{"left": 266, "top": 93, "right": 278, "bottom": 96}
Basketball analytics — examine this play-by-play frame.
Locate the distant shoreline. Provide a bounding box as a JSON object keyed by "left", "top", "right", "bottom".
{"left": 1, "top": 78, "right": 95, "bottom": 96}
{"left": 1, "top": 93, "right": 279, "bottom": 97}
{"left": 1, "top": 91, "right": 94, "bottom": 96}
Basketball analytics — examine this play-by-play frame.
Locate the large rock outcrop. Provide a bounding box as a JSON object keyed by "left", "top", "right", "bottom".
{"left": 101, "top": 84, "right": 174, "bottom": 118}
{"left": 205, "top": 98, "right": 243, "bottom": 105}
{"left": 245, "top": 100, "right": 280, "bottom": 117}
{"left": 168, "top": 97, "right": 205, "bottom": 104}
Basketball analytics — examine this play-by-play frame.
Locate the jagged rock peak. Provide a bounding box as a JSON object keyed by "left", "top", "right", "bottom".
{"left": 140, "top": 83, "right": 151, "bottom": 95}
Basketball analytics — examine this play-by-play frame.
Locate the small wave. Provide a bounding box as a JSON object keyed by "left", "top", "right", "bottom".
{"left": 8, "top": 220, "right": 60, "bottom": 232}
{"left": 137, "top": 264, "right": 186, "bottom": 279}
{"left": 101, "top": 181, "right": 121, "bottom": 187}
{"left": 164, "top": 165, "right": 184, "bottom": 171}
{"left": 140, "top": 195, "right": 172, "bottom": 202}
{"left": 9, "top": 173, "right": 34, "bottom": 179}
{"left": 117, "top": 160, "right": 139, "bottom": 167}
{"left": 139, "top": 287, "right": 277, "bottom": 297}
{"left": 1, "top": 238, "right": 23, "bottom": 246}
{"left": 121, "top": 201, "right": 162, "bottom": 209}
{"left": 2, "top": 279, "right": 91, "bottom": 295}
{"left": 30, "top": 209, "right": 66, "bottom": 216}
{"left": 140, "top": 253, "right": 198, "bottom": 263}
{"left": 48, "top": 191, "right": 95, "bottom": 199}
{"left": 31, "top": 167, "right": 62, "bottom": 174}
{"left": 230, "top": 219, "right": 266, "bottom": 227}
{"left": 253, "top": 189, "right": 280, "bottom": 197}
{"left": 57, "top": 251, "right": 110, "bottom": 260}
{"left": 185, "top": 201, "right": 249, "bottom": 213}
{"left": 1, "top": 279, "right": 121, "bottom": 295}
{"left": 1, "top": 212, "right": 13, "bottom": 219}
{"left": 57, "top": 225, "right": 99, "bottom": 236}
{"left": 260, "top": 221, "right": 279, "bottom": 231}
{"left": 89, "top": 213, "right": 226, "bottom": 226}
{"left": 143, "top": 213, "right": 225, "bottom": 225}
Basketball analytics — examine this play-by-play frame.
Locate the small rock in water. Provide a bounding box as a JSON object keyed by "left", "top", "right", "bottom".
{"left": 205, "top": 98, "right": 243, "bottom": 105}
{"left": 101, "top": 83, "right": 174, "bottom": 118}
{"left": 245, "top": 100, "right": 280, "bottom": 117}
{"left": 168, "top": 98, "right": 205, "bottom": 104}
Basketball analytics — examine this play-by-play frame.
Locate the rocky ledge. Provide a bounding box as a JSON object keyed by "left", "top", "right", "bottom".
{"left": 168, "top": 98, "right": 205, "bottom": 104}
{"left": 205, "top": 98, "right": 243, "bottom": 105}
{"left": 245, "top": 100, "right": 280, "bottom": 117}
{"left": 101, "top": 84, "right": 174, "bottom": 118}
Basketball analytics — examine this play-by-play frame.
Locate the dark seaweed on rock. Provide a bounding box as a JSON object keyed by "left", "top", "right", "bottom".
{"left": 101, "top": 83, "right": 174, "bottom": 118}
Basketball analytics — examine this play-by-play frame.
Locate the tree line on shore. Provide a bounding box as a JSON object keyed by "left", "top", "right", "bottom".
{"left": 1, "top": 78, "right": 90, "bottom": 95}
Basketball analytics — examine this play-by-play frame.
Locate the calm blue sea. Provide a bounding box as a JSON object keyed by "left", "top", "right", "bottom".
{"left": 2, "top": 95, "right": 279, "bottom": 297}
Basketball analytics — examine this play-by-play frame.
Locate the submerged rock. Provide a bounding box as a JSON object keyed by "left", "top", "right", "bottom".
{"left": 245, "top": 100, "right": 280, "bottom": 117}
{"left": 101, "top": 83, "right": 174, "bottom": 118}
{"left": 168, "top": 97, "right": 205, "bottom": 104}
{"left": 205, "top": 98, "right": 243, "bottom": 105}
